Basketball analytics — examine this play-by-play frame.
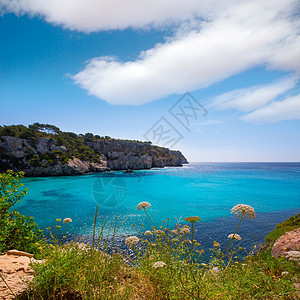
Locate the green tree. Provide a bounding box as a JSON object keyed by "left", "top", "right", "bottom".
{"left": 0, "top": 170, "right": 43, "bottom": 254}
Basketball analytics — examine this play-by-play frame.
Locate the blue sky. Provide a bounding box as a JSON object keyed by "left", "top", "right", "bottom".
{"left": 0, "top": 1, "right": 300, "bottom": 162}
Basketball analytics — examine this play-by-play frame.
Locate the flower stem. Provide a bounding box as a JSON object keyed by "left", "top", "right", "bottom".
{"left": 144, "top": 208, "right": 157, "bottom": 230}
{"left": 222, "top": 216, "right": 243, "bottom": 255}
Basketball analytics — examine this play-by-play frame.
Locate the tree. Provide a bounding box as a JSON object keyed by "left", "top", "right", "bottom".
{"left": 0, "top": 170, "right": 42, "bottom": 254}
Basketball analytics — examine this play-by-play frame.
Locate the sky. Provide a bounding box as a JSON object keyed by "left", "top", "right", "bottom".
{"left": 0, "top": 0, "right": 300, "bottom": 162}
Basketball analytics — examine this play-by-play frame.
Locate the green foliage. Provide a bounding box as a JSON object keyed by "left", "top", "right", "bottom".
{"left": 28, "top": 243, "right": 138, "bottom": 299}
{"left": 25, "top": 206, "right": 300, "bottom": 299}
{"left": 265, "top": 213, "right": 300, "bottom": 246}
{"left": 0, "top": 170, "right": 43, "bottom": 254}
{"left": 0, "top": 123, "right": 171, "bottom": 170}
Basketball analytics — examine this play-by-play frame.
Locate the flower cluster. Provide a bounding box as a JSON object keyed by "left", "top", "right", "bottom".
{"left": 231, "top": 204, "right": 256, "bottom": 219}
{"left": 144, "top": 230, "right": 152, "bottom": 236}
{"left": 137, "top": 201, "right": 151, "bottom": 210}
{"left": 179, "top": 227, "right": 190, "bottom": 235}
{"left": 155, "top": 230, "right": 164, "bottom": 235}
{"left": 183, "top": 239, "right": 192, "bottom": 244}
{"left": 227, "top": 233, "right": 242, "bottom": 240}
{"left": 125, "top": 236, "right": 139, "bottom": 246}
{"left": 184, "top": 216, "right": 201, "bottom": 223}
{"left": 152, "top": 261, "right": 166, "bottom": 269}
{"left": 63, "top": 218, "right": 72, "bottom": 224}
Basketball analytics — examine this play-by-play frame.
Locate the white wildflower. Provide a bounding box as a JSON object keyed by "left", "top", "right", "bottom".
{"left": 155, "top": 230, "right": 164, "bottom": 235}
{"left": 125, "top": 236, "right": 139, "bottom": 246}
{"left": 210, "top": 267, "right": 220, "bottom": 273}
{"left": 179, "top": 227, "right": 190, "bottom": 235}
{"left": 183, "top": 239, "right": 192, "bottom": 244}
{"left": 231, "top": 204, "right": 256, "bottom": 219}
{"left": 171, "top": 229, "right": 179, "bottom": 234}
{"left": 137, "top": 202, "right": 151, "bottom": 210}
{"left": 152, "top": 261, "right": 166, "bottom": 269}
{"left": 63, "top": 218, "right": 72, "bottom": 224}
{"left": 227, "top": 233, "right": 242, "bottom": 241}
{"left": 144, "top": 230, "right": 152, "bottom": 236}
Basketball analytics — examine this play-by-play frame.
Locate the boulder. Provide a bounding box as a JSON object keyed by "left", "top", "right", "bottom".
{"left": 271, "top": 228, "right": 300, "bottom": 257}
{"left": 0, "top": 252, "right": 43, "bottom": 299}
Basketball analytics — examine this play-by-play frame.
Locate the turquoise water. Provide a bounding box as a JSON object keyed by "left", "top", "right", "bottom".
{"left": 17, "top": 162, "right": 300, "bottom": 249}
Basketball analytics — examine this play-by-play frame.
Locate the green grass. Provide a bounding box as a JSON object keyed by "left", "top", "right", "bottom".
{"left": 265, "top": 213, "right": 300, "bottom": 246}
{"left": 20, "top": 208, "right": 300, "bottom": 299}
{"left": 20, "top": 241, "right": 299, "bottom": 299}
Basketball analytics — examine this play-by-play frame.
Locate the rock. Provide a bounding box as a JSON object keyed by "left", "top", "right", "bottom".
{"left": 35, "top": 137, "right": 51, "bottom": 154}
{"left": 0, "top": 135, "right": 188, "bottom": 176}
{"left": 88, "top": 140, "right": 187, "bottom": 171}
{"left": 284, "top": 250, "right": 300, "bottom": 261}
{"left": 0, "top": 253, "right": 42, "bottom": 299}
{"left": 7, "top": 250, "right": 34, "bottom": 258}
{"left": 0, "top": 136, "right": 33, "bottom": 158}
{"left": 271, "top": 228, "right": 300, "bottom": 257}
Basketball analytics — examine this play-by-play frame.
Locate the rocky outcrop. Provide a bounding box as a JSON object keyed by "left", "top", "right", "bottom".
{"left": 87, "top": 140, "right": 188, "bottom": 170}
{"left": 0, "top": 251, "right": 43, "bottom": 300}
{"left": 271, "top": 228, "right": 300, "bottom": 259}
{"left": 0, "top": 136, "right": 188, "bottom": 176}
{"left": 0, "top": 136, "right": 109, "bottom": 176}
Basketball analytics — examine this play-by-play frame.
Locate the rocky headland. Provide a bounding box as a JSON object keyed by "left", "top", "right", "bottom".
{"left": 0, "top": 124, "right": 188, "bottom": 176}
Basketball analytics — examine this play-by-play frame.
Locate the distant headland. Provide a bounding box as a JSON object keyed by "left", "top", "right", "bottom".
{"left": 0, "top": 123, "right": 188, "bottom": 176}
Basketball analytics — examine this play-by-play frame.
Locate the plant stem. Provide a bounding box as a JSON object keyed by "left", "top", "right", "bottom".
{"left": 92, "top": 205, "right": 98, "bottom": 250}
{"left": 222, "top": 216, "right": 243, "bottom": 255}
{"left": 0, "top": 273, "right": 15, "bottom": 297}
{"left": 144, "top": 209, "right": 157, "bottom": 230}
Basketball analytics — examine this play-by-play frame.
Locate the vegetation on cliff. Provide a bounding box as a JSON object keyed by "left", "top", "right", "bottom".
{"left": 0, "top": 123, "right": 106, "bottom": 166}
{"left": 265, "top": 213, "right": 300, "bottom": 247}
{"left": 0, "top": 123, "right": 187, "bottom": 175}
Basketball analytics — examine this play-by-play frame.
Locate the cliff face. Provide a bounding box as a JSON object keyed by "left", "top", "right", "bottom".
{"left": 86, "top": 140, "right": 188, "bottom": 170}
{"left": 0, "top": 136, "right": 188, "bottom": 176}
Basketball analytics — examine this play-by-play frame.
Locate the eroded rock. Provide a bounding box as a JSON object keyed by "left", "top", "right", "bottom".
{"left": 271, "top": 228, "right": 300, "bottom": 258}
{"left": 0, "top": 253, "right": 42, "bottom": 300}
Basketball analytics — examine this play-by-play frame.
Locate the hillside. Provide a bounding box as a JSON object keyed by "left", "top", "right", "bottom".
{"left": 0, "top": 123, "right": 188, "bottom": 176}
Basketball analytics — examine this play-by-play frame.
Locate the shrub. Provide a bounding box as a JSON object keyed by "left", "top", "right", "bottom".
{"left": 0, "top": 170, "right": 43, "bottom": 254}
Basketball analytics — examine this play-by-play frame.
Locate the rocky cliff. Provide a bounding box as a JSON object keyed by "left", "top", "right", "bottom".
{"left": 0, "top": 135, "right": 188, "bottom": 176}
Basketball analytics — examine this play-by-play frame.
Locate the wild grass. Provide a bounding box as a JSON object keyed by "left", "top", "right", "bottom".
{"left": 265, "top": 213, "right": 300, "bottom": 247}
{"left": 20, "top": 203, "right": 300, "bottom": 299}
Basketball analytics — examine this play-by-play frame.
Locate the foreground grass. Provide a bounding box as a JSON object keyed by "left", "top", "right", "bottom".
{"left": 20, "top": 242, "right": 299, "bottom": 299}
{"left": 21, "top": 207, "right": 300, "bottom": 300}
{"left": 265, "top": 213, "right": 300, "bottom": 247}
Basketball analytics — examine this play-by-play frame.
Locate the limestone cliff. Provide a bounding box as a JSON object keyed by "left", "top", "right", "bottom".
{"left": 0, "top": 135, "right": 188, "bottom": 176}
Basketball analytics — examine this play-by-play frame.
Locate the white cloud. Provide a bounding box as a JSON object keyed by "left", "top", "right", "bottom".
{"left": 71, "top": 0, "right": 300, "bottom": 105}
{"left": 241, "top": 93, "right": 300, "bottom": 123}
{"left": 2, "top": 0, "right": 299, "bottom": 106}
{"left": 210, "top": 76, "right": 298, "bottom": 112}
{"left": 0, "top": 0, "right": 233, "bottom": 32}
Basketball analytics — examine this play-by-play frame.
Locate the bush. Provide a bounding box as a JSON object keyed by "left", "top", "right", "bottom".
{"left": 265, "top": 213, "right": 300, "bottom": 246}
{"left": 0, "top": 170, "right": 43, "bottom": 254}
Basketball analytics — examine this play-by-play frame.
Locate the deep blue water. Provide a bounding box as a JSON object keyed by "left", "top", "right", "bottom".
{"left": 17, "top": 162, "right": 300, "bottom": 251}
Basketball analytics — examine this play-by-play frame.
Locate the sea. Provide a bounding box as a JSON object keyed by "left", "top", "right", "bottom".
{"left": 17, "top": 162, "right": 300, "bottom": 252}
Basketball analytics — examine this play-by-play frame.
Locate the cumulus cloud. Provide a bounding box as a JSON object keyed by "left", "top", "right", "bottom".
{"left": 2, "top": 0, "right": 299, "bottom": 107}
{"left": 71, "top": 0, "right": 300, "bottom": 105}
{"left": 241, "top": 94, "right": 300, "bottom": 123}
{"left": 210, "top": 76, "right": 299, "bottom": 112}
{"left": 0, "top": 0, "right": 232, "bottom": 32}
